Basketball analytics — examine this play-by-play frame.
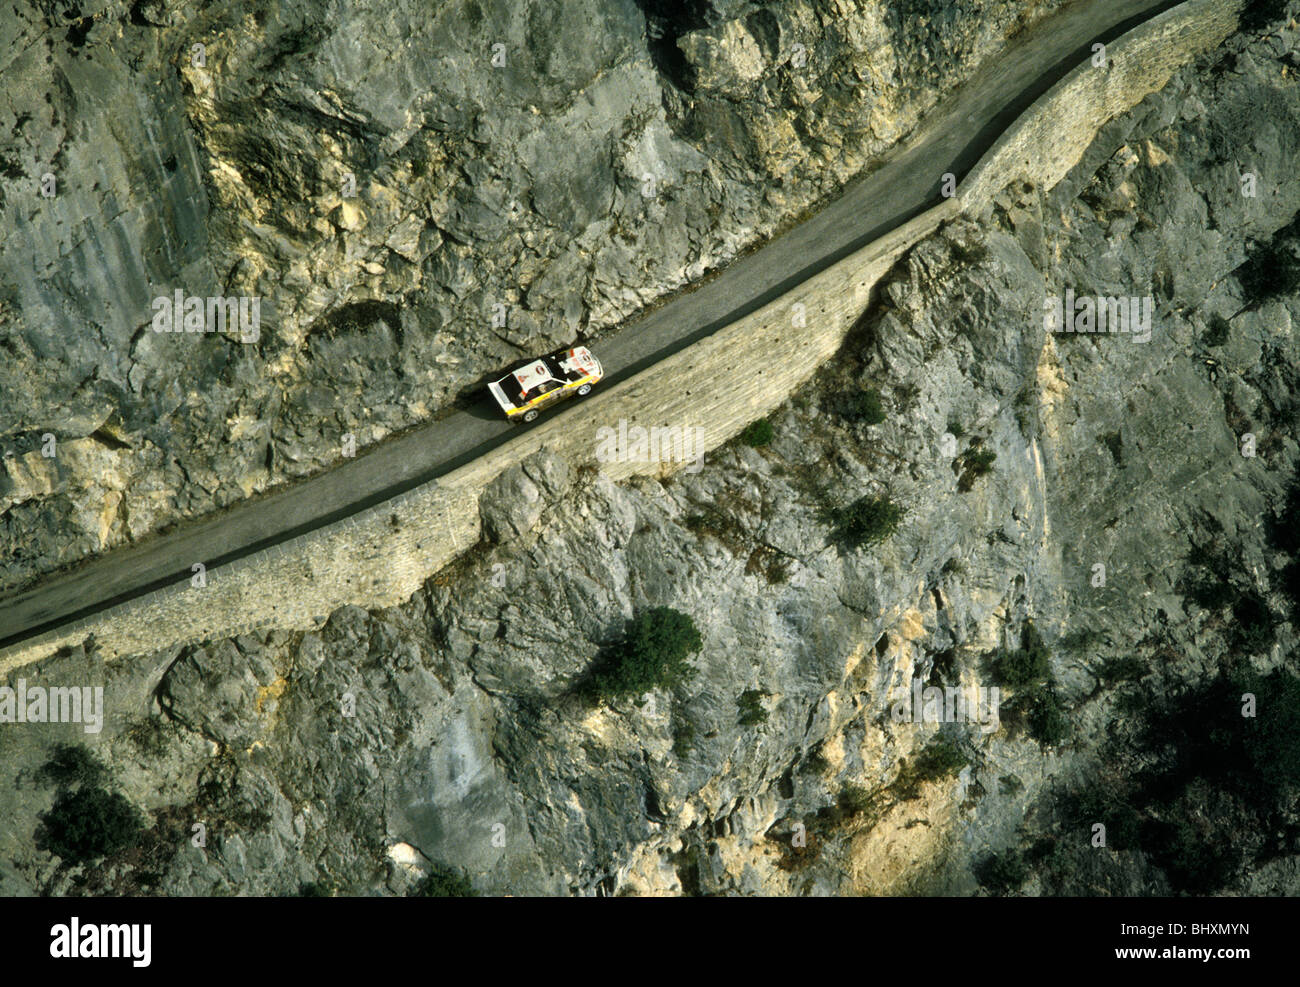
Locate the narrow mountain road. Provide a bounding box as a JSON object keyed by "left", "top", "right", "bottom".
{"left": 0, "top": 0, "right": 1184, "bottom": 650}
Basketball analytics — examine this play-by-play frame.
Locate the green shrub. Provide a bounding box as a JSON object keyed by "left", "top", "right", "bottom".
{"left": 1062, "top": 786, "right": 1142, "bottom": 850}
{"left": 1231, "top": 588, "right": 1278, "bottom": 654}
{"left": 590, "top": 607, "right": 703, "bottom": 700}
{"left": 1026, "top": 688, "right": 1071, "bottom": 746}
{"left": 297, "top": 881, "right": 332, "bottom": 897}
{"left": 1014, "top": 384, "right": 1035, "bottom": 434}
{"left": 946, "top": 420, "right": 965, "bottom": 439}
{"left": 998, "top": 774, "right": 1024, "bottom": 796}
{"left": 912, "top": 735, "right": 969, "bottom": 781}
{"left": 1231, "top": 669, "right": 1300, "bottom": 795}
{"left": 974, "top": 850, "right": 1028, "bottom": 894}
{"left": 894, "top": 736, "right": 969, "bottom": 800}
{"left": 1096, "top": 655, "right": 1146, "bottom": 684}
{"left": 1237, "top": 222, "right": 1300, "bottom": 303}
{"left": 1182, "top": 537, "right": 1279, "bottom": 653}
{"left": 837, "top": 782, "right": 876, "bottom": 818}
{"left": 736, "top": 689, "right": 769, "bottom": 726}
{"left": 957, "top": 445, "right": 996, "bottom": 492}
{"left": 1205, "top": 313, "right": 1231, "bottom": 346}
{"left": 830, "top": 495, "right": 905, "bottom": 549}
{"left": 40, "top": 786, "right": 142, "bottom": 864}
{"left": 856, "top": 389, "right": 886, "bottom": 425}
{"left": 684, "top": 509, "right": 747, "bottom": 555}
{"left": 1153, "top": 817, "right": 1239, "bottom": 894}
{"left": 413, "top": 864, "right": 477, "bottom": 897}
{"left": 992, "top": 621, "right": 1052, "bottom": 689}
{"left": 739, "top": 419, "right": 773, "bottom": 447}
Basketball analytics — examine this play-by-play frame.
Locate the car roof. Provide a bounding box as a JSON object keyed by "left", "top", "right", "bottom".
{"left": 511, "top": 359, "right": 553, "bottom": 393}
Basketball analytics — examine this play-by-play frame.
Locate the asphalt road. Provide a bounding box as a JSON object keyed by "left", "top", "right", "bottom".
{"left": 0, "top": 0, "right": 1183, "bottom": 650}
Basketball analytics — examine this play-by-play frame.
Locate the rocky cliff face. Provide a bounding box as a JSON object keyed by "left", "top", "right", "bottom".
{"left": 0, "top": 0, "right": 1064, "bottom": 593}
{"left": 2, "top": 4, "right": 1300, "bottom": 897}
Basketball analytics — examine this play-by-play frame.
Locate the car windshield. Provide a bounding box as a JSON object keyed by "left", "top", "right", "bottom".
{"left": 495, "top": 373, "right": 525, "bottom": 404}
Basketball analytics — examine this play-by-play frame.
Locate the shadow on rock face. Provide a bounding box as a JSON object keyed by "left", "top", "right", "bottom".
{"left": 634, "top": 0, "right": 717, "bottom": 93}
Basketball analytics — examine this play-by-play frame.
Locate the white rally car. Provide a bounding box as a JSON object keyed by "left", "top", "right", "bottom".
{"left": 487, "top": 346, "right": 604, "bottom": 423}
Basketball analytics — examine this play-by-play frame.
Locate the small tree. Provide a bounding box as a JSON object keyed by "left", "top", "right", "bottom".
{"left": 975, "top": 850, "right": 1028, "bottom": 894}
{"left": 957, "top": 445, "right": 996, "bottom": 492}
{"left": 736, "top": 689, "right": 769, "bottom": 726}
{"left": 856, "top": 389, "right": 886, "bottom": 425}
{"left": 1026, "top": 689, "right": 1071, "bottom": 746}
{"left": 40, "top": 786, "right": 142, "bottom": 864}
{"left": 993, "top": 621, "right": 1052, "bottom": 689}
{"left": 1237, "top": 233, "right": 1300, "bottom": 305}
{"left": 830, "top": 495, "right": 905, "bottom": 549}
{"left": 740, "top": 419, "right": 773, "bottom": 447}
{"left": 412, "top": 864, "right": 477, "bottom": 897}
{"left": 591, "top": 607, "right": 703, "bottom": 700}
{"left": 1205, "top": 313, "right": 1231, "bottom": 346}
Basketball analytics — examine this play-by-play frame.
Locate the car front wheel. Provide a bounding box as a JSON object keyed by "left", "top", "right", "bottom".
{"left": 577, "top": 383, "right": 591, "bottom": 396}
{"left": 522, "top": 409, "right": 539, "bottom": 422}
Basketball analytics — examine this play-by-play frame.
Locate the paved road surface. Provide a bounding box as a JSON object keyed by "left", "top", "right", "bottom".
{"left": 0, "top": 0, "right": 1183, "bottom": 649}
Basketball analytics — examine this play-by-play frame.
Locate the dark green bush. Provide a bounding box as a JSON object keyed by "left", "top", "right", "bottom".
{"left": 837, "top": 782, "right": 877, "bottom": 820}
{"left": 1271, "top": 468, "right": 1300, "bottom": 617}
{"left": 894, "top": 736, "right": 970, "bottom": 800}
{"left": 830, "top": 495, "right": 905, "bottom": 549}
{"left": 40, "top": 786, "right": 142, "bottom": 864}
{"left": 412, "top": 864, "right": 477, "bottom": 897}
{"left": 855, "top": 388, "right": 886, "bottom": 425}
{"left": 912, "top": 735, "right": 969, "bottom": 781}
{"left": 739, "top": 419, "right": 773, "bottom": 447}
{"left": 1182, "top": 537, "right": 1279, "bottom": 653}
{"left": 1151, "top": 817, "right": 1240, "bottom": 894}
{"left": 1100, "top": 431, "right": 1124, "bottom": 467}
{"left": 1231, "top": 670, "right": 1300, "bottom": 794}
{"left": 1026, "top": 688, "right": 1071, "bottom": 746}
{"left": 1205, "top": 313, "right": 1231, "bottom": 346}
{"left": 1231, "top": 588, "right": 1278, "bottom": 654}
{"left": 590, "top": 607, "right": 702, "bottom": 700}
{"left": 957, "top": 445, "right": 996, "bottom": 492}
{"left": 1237, "top": 217, "right": 1300, "bottom": 303}
{"left": 736, "top": 689, "right": 769, "bottom": 726}
{"left": 992, "top": 621, "right": 1052, "bottom": 689}
{"left": 974, "top": 850, "right": 1028, "bottom": 894}
{"left": 1096, "top": 655, "right": 1146, "bottom": 684}
{"left": 1062, "top": 786, "right": 1143, "bottom": 850}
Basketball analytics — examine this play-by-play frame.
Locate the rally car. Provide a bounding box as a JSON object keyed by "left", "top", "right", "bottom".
{"left": 487, "top": 345, "right": 604, "bottom": 423}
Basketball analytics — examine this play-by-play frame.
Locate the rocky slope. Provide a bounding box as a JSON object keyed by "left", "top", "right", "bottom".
{"left": 0, "top": 0, "right": 1068, "bottom": 594}
{"left": 2, "top": 3, "right": 1298, "bottom": 897}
